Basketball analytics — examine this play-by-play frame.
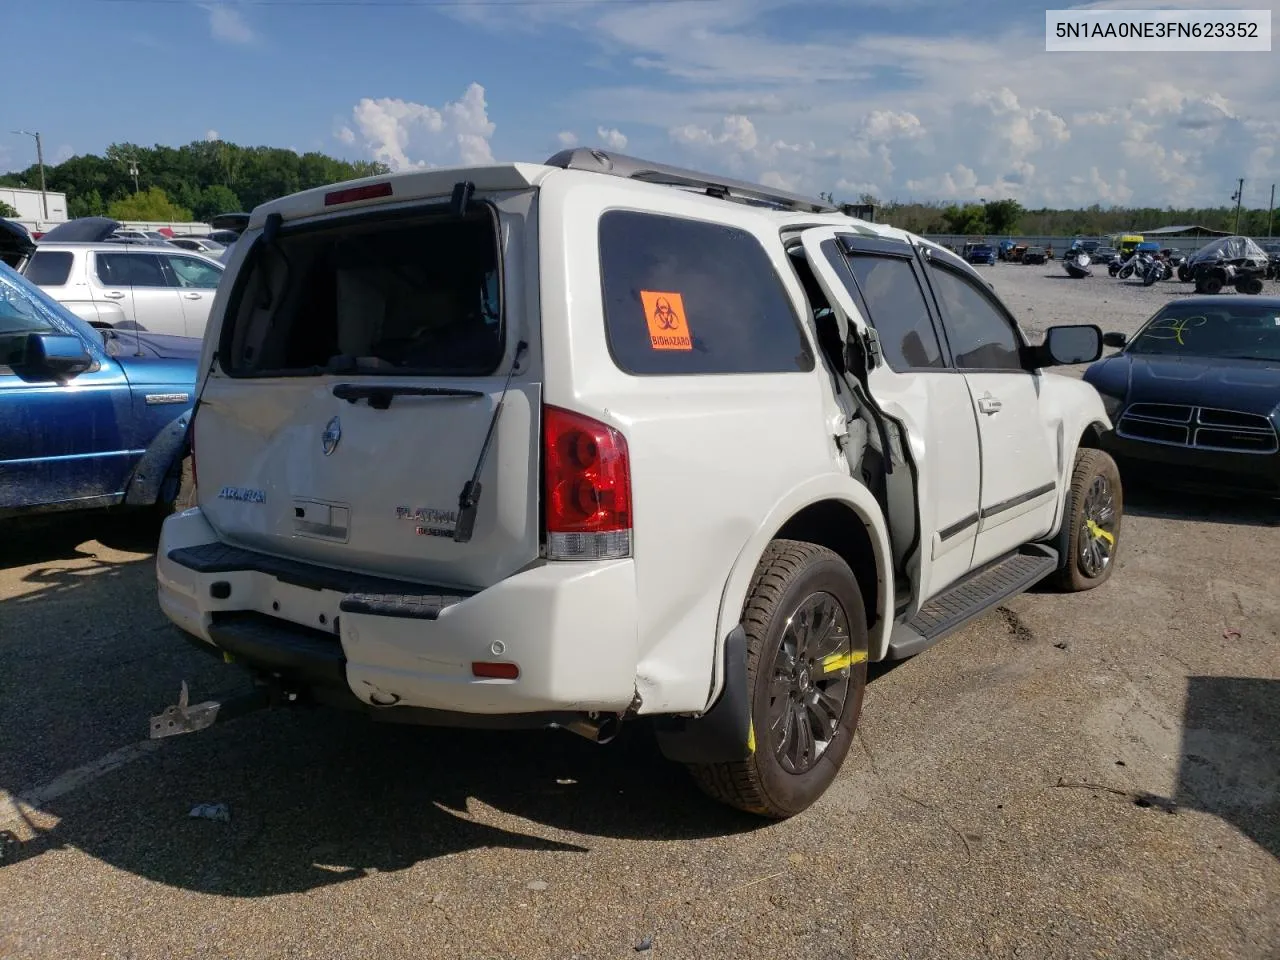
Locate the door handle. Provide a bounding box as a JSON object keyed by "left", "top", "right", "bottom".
{"left": 102, "top": 291, "right": 126, "bottom": 300}
{"left": 977, "top": 395, "right": 1003, "bottom": 415}
{"left": 183, "top": 293, "right": 202, "bottom": 300}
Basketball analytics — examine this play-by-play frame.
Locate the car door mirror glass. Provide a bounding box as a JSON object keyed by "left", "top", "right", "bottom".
{"left": 21, "top": 333, "right": 94, "bottom": 381}
{"left": 1043, "top": 324, "right": 1103, "bottom": 366}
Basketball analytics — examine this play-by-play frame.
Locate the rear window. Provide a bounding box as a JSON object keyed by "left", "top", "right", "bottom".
{"left": 25, "top": 251, "right": 73, "bottom": 286}
{"left": 221, "top": 208, "right": 503, "bottom": 377}
{"left": 598, "top": 210, "right": 814, "bottom": 375}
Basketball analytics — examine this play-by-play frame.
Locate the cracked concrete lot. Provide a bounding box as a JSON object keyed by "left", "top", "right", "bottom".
{"left": 1, "top": 265, "right": 1278, "bottom": 959}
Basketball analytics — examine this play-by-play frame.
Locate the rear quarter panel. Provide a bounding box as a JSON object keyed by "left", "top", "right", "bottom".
{"left": 540, "top": 175, "right": 887, "bottom": 714}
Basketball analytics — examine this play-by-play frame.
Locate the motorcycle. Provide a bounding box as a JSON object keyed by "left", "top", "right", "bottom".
{"left": 1064, "top": 252, "right": 1092, "bottom": 278}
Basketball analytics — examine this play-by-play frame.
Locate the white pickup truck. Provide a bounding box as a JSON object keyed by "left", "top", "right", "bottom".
{"left": 153, "top": 148, "right": 1122, "bottom": 819}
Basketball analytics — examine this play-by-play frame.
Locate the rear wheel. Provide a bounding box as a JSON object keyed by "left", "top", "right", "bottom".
{"left": 1177, "top": 265, "right": 1191, "bottom": 283}
{"left": 1050, "top": 449, "right": 1123, "bottom": 592}
{"left": 1236, "top": 277, "right": 1264, "bottom": 295}
{"left": 686, "top": 540, "right": 868, "bottom": 819}
{"left": 1199, "top": 274, "right": 1224, "bottom": 295}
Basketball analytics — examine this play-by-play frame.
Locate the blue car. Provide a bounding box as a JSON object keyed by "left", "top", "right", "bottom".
{"left": 0, "top": 250, "right": 200, "bottom": 520}
{"left": 1084, "top": 296, "right": 1280, "bottom": 499}
{"left": 965, "top": 243, "right": 996, "bottom": 266}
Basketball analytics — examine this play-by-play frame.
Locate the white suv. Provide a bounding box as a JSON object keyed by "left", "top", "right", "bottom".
{"left": 25, "top": 242, "right": 223, "bottom": 338}
{"left": 155, "top": 148, "right": 1122, "bottom": 818}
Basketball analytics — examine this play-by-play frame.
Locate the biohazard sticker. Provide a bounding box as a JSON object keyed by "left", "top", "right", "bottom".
{"left": 640, "top": 290, "right": 693, "bottom": 351}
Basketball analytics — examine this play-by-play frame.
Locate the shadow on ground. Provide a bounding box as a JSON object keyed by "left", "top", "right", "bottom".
{"left": 1123, "top": 483, "right": 1279, "bottom": 528}
{"left": 1177, "top": 676, "right": 1280, "bottom": 861}
{"left": 0, "top": 515, "right": 780, "bottom": 898}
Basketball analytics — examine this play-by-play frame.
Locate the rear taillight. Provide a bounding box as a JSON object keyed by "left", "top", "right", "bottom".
{"left": 543, "top": 405, "right": 632, "bottom": 561}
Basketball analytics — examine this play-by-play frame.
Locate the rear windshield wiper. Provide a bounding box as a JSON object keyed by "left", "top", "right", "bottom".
{"left": 332, "top": 383, "right": 484, "bottom": 409}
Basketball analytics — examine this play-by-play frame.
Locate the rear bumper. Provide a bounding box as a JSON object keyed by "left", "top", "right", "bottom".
{"left": 1099, "top": 431, "right": 1280, "bottom": 498}
{"left": 157, "top": 509, "right": 641, "bottom": 715}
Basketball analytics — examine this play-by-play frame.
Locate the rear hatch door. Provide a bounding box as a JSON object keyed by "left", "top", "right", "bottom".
{"left": 193, "top": 193, "right": 542, "bottom": 591}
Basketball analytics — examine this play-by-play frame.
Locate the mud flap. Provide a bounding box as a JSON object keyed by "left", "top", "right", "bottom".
{"left": 653, "top": 625, "right": 753, "bottom": 764}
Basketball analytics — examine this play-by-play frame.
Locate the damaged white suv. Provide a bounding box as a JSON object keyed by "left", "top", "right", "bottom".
{"left": 155, "top": 148, "right": 1122, "bottom": 819}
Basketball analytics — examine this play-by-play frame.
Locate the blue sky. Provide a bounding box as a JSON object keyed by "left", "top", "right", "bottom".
{"left": 9, "top": 0, "right": 1280, "bottom": 207}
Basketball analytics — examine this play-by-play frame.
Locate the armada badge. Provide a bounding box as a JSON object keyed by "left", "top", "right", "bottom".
{"left": 322, "top": 416, "right": 342, "bottom": 456}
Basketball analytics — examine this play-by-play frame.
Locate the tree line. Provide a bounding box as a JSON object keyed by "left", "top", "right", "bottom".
{"left": 3, "top": 139, "right": 1276, "bottom": 237}
{"left": 827, "top": 193, "right": 1277, "bottom": 238}
{"left": 0, "top": 139, "right": 389, "bottom": 223}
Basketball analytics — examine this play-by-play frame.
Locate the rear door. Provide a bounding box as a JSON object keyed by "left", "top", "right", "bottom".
{"left": 95, "top": 251, "right": 186, "bottom": 335}
{"left": 193, "top": 198, "right": 542, "bottom": 591}
{"left": 919, "top": 257, "right": 1058, "bottom": 568}
{"left": 159, "top": 252, "right": 223, "bottom": 337}
{"left": 801, "top": 229, "right": 983, "bottom": 599}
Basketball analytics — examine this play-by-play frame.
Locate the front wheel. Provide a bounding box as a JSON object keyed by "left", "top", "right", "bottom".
{"left": 686, "top": 540, "right": 868, "bottom": 819}
{"left": 1049, "top": 449, "right": 1123, "bottom": 592}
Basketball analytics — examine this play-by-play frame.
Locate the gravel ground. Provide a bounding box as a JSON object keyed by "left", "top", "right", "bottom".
{"left": 1, "top": 265, "right": 1277, "bottom": 960}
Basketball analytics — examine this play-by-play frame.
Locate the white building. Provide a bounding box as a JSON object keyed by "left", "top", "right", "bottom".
{"left": 1, "top": 185, "right": 69, "bottom": 224}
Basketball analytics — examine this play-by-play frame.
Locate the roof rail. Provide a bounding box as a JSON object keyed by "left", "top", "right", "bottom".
{"left": 543, "top": 147, "right": 837, "bottom": 214}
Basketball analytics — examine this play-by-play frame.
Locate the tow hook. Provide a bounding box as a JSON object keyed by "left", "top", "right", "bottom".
{"left": 148, "top": 679, "right": 288, "bottom": 740}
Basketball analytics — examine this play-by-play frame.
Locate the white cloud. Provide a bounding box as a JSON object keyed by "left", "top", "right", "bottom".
{"left": 557, "top": 130, "right": 578, "bottom": 147}
{"left": 596, "top": 126, "right": 628, "bottom": 150}
{"left": 342, "top": 83, "right": 495, "bottom": 171}
{"left": 205, "top": 129, "right": 219, "bottom": 142}
{"left": 203, "top": 3, "right": 255, "bottom": 45}
{"left": 862, "top": 110, "right": 925, "bottom": 142}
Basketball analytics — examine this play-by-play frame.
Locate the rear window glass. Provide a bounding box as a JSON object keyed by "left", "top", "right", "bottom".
{"left": 221, "top": 209, "right": 503, "bottom": 377}
{"left": 598, "top": 210, "right": 814, "bottom": 375}
{"left": 25, "top": 251, "right": 73, "bottom": 286}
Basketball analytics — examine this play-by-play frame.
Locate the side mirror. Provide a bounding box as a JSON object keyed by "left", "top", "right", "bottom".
{"left": 1102, "top": 331, "right": 1127, "bottom": 348}
{"left": 21, "top": 333, "right": 94, "bottom": 381}
{"left": 1035, "top": 324, "right": 1103, "bottom": 368}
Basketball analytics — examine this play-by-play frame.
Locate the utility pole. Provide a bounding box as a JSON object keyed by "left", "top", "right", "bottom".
{"left": 128, "top": 157, "right": 140, "bottom": 194}
{"left": 11, "top": 130, "right": 48, "bottom": 221}
{"left": 1231, "top": 178, "right": 1244, "bottom": 234}
{"left": 1269, "top": 183, "right": 1275, "bottom": 238}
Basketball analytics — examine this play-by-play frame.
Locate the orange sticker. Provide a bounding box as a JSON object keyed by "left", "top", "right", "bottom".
{"left": 640, "top": 290, "right": 693, "bottom": 351}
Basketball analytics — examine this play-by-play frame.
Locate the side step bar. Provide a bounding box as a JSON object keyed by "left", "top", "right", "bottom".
{"left": 887, "top": 543, "right": 1059, "bottom": 660}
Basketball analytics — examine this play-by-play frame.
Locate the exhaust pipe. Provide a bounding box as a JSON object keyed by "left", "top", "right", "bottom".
{"left": 554, "top": 713, "right": 622, "bottom": 745}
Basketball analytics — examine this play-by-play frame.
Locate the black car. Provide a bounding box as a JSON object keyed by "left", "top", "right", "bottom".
{"left": 1084, "top": 297, "right": 1280, "bottom": 497}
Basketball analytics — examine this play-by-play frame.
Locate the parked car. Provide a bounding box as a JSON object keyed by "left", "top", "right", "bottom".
{"left": 24, "top": 225, "right": 223, "bottom": 338}
{"left": 1259, "top": 241, "right": 1280, "bottom": 280}
{"left": 152, "top": 148, "right": 1119, "bottom": 820}
{"left": 0, "top": 256, "right": 198, "bottom": 520}
{"left": 168, "top": 237, "right": 227, "bottom": 256}
{"left": 0, "top": 218, "right": 33, "bottom": 269}
{"left": 207, "top": 229, "right": 241, "bottom": 245}
{"left": 1090, "top": 246, "right": 1119, "bottom": 265}
{"left": 1085, "top": 296, "right": 1280, "bottom": 498}
{"left": 965, "top": 242, "right": 996, "bottom": 265}
{"left": 1022, "top": 246, "right": 1047, "bottom": 265}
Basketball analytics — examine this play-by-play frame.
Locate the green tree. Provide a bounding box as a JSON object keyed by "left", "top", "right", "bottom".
{"left": 0, "top": 200, "right": 18, "bottom": 218}
{"left": 941, "top": 203, "right": 985, "bottom": 234}
{"left": 194, "top": 184, "right": 242, "bottom": 221}
{"left": 67, "top": 189, "right": 106, "bottom": 219}
{"left": 983, "top": 198, "right": 1023, "bottom": 235}
{"left": 107, "top": 186, "right": 193, "bottom": 222}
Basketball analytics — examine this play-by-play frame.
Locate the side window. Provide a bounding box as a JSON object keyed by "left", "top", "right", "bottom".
{"left": 836, "top": 251, "right": 945, "bottom": 371}
{"left": 95, "top": 253, "right": 168, "bottom": 288}
{"left": 926, "top": 264, "right": 1024, "bottom": 371}
{"left": 0, "top": 270, "right": 61, "bottom": 371}
{"left": 25, "top": 251, "right": 74, "bottom": 287}
{"left": 598, "top": 210, "right": 815, "bottom": 375}
{"left": 164, "top": 255, "right": 222, "bottom": 289}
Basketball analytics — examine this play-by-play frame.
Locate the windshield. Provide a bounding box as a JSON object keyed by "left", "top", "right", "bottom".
{"left": 1128, "top": 300, "right": 1280, "bottom": 362}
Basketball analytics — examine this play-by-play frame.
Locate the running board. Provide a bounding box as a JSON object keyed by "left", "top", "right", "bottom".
{"left": 887, "top": 544, "right": 1059, "bottom": 660}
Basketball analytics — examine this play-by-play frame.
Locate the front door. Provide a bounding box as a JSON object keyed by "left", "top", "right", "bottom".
{"left": 0, "top": 270, "right": 135, "bottom": 509}
{"left": 160, "top": 253, "right": 223, "bottom": 338}
{"left": 919, "top": 256, "right": 1059, "bottom": 569}
{"left": 800, "top": 229, "right": 984, "bottom": 600}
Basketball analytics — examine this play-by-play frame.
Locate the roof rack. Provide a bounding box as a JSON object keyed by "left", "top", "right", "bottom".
{"left": 543, "top": 147, "right": 837, "bottom": 215}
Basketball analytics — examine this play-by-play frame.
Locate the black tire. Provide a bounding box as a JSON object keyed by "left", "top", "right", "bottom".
{"left": 686, "top": 540, "right": 868, "bottom": 819}
{"left": 1142, "top": 266, "right": 1158, "bottom": 287}
{"left": 1200, "top": 275, "right": 1223, "bottom": 295}
{"left": 1049, "top": 449, "right": 1123, "bottom": 592}
{"left": 1177, "top": 266, "right": 1191, "bottom": 283}
{"left": 1237, "top": 277, "right": 1264, "bottom": 295}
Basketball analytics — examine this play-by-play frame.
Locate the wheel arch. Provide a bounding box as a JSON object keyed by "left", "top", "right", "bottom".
{"left": 122, "top": 409, "right": 194, "bottom": 506}
{"left": 709, "top": 476, "right": 894, "bottom": 711}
